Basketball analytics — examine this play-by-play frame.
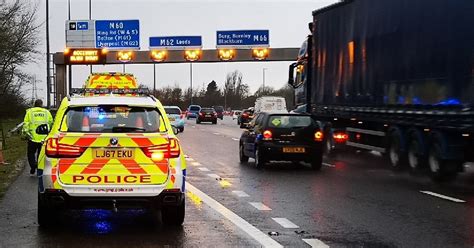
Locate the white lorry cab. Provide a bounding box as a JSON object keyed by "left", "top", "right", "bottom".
{"left": 254, "top": 96, "right": 288, "bottom": 114}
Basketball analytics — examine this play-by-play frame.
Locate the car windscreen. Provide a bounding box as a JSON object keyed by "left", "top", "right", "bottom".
{"left": 62, "top": 106, "right": 166, "bottom": 133}
{"left": 165, "top": 108, "right": 181, "bottom": 115}
{"left": 267, "top": 115, "right": 315, "bottom": 128}
{"left": 189, "top": 106, "right": 200, "bottom": 111}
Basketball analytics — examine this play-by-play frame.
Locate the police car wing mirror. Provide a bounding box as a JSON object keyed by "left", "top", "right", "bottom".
{"left": 171, "top": 125, "right": 179, "bottom": 135}
{"left": 36, "top": 124, "right": 49, "bottom": 135}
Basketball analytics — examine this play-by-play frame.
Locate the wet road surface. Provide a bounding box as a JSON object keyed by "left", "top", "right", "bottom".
{"left": 1, "top": 116, "right": 474, "bottom": 247}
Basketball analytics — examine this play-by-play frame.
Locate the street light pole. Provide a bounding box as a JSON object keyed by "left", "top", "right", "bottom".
{"left": 153, "top": 63, "right": 156, "bottom": 92}
{"left": 46, "top": 0, "right": 51, "bottom": 107}
{"left": 262, "top": 68, "right": 268, "bottom": 95}
{"left": 190, "top": 63, "right": 193, "bottom": 105}
{"left": 89, "top": 0, "right": 92, "bottom": 74}
{"left": 67, "top": 0, "right": 72, "bottom": 94}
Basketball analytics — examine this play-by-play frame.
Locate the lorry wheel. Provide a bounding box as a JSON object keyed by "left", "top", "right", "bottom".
{"left": 407, "top": 137, "right": 426, "bottom": 175}
{"left": 428, "top": 143, "right": 458, "bottom": 182}
{"left": 38, "top": 192, "right": 54, "bottom": 227}
{"left": 254, "top": 147, "right": 266, "bottom": 169}
{"left": 239, "top": 143, "right": 249, "bottom": 163}
{"left": 161, "top": 199, "right": 185, "bottom": 226}
{"left": 311, "top": 153, "right": 323, "bottom": 171}
{"left": 387, "top": 131, "right": 407, "bottom": 171}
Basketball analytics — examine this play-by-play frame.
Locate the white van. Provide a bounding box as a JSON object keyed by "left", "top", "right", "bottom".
{"left": 254, "top": 96, "right": 288, "bottom": 114}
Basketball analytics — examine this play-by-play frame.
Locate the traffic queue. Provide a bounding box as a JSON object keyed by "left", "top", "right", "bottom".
{"left": 30, "top": 72, "right": 325, "bottom": 228}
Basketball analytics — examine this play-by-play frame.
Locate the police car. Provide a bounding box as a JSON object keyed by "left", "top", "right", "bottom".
{"left": 36, "top": 73, "right": 186, "bottom": 226}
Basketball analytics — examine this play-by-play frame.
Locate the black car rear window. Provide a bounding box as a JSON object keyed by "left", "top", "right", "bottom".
{"left": 189, "top": 106, "right": 200, "bottom": 111}
{"left": 201, "top": 109, "right": 215, "bottom": 113}
{"left": 267, "top": 115, "right": 314, "bottom": 128}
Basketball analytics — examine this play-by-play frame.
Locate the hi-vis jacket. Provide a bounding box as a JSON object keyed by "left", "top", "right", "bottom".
{"left": 22, "top": 107, "right": 53, "bottom": 143}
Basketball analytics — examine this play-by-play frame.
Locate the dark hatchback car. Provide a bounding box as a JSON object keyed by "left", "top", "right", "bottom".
{"left": 238, "top": 109, "right": 254, "bottom": 128}
{"left": 196, "top": 108, "right": 218, "bottom": 124}
{"left": 239, "top": 113, "right": 324, "bottom": 169}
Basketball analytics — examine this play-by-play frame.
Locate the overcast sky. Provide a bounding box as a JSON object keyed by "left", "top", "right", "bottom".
{"left": 26, "top": 0, "right": 338, "bottom": 102}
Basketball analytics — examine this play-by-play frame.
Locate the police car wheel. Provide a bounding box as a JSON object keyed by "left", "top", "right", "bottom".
{"left": 161, "top": 199, "right": 185, "bottom": 226}
{"left": 38, "top": 192, "right": 54, "bottom": 227}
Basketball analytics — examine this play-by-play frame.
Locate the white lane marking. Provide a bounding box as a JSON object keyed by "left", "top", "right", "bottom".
{"left": 232, "top": 190, "right": 250, "bottom": 197}
{"left": 191, "top": 162, "right": 201, "bottom": 166}
{"left": 302, "top": 239, "right": 330, "bottom": 248}
{"left": 419, "top": 191, "right": 466, "bottom": 203}
{"left": 213, "top": 132, "right": 220, "bottom": 135}
{"left": 207, "top": 173, "right": 221, "bottom": 179}
{"left": 217, "top": 161, "right": 226, "bottom": 166}
{"left": 272, "top": 218, "right": 299, "bottom": 228}
{"left": 232, "top": 138, "right": 240, "bottom": 141}
{"left": 186, "top": 183, "right": 283, "bottom": 248}
{"left": 192, "top": 126, "right": 196, "bottom": 128}
{"left": 249, "top": 202, "right": 272, "bottom": 211}
{"left": 198, "top": 167, "right": 210, "bottom": 172}
{"left": 186, "top": 157, "right": 194, "bottom": 162}
{"left": 323, "top": 162, "right": 335, "bottom": 168}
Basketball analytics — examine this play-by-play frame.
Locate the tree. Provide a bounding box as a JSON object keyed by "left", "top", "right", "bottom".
{"left": 0, "top": 0, "right": 40, "bottom": 117}
{"left": 223, "top": 70, "right": 249, "bottom": 109}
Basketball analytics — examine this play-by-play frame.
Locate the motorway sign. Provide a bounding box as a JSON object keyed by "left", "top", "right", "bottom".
{"left": 216, "top": 30, "right": 269, "bottom": 48}
{"left": 149, "top": 36, "right": 202, "bottom": 50}
{"left": 65, "top": 20, "right": 95, "bottom": 48}
{"left": 95, "top": 20, "right": 140, "bottom": 50}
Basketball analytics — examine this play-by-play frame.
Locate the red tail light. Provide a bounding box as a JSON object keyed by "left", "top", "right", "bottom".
{"left": 141, "top": 138, "right": 181, "bottom": 161}
{"left": 45, "top": 138, "right": 85, "bottom": 158}
{"left": 333, "top": 132, "right": 348, "bottom": 143}
{"left": 180, "top": 113, "right": 185, "bottom": 119}
{"left": 199, "top": 112, "right": 204, "bottom": 116}
{"left": 263, "top": 130, "right": 273, "bottom": 140}
{"left": 314, "top": 131, "right": 324, "bottom": 142}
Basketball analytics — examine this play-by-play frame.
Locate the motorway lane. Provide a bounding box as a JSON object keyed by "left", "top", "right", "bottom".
{"left": 1, "top": 116, "right": 474, "bottom": 247}
{"left": 180, "top": 116, "right": 474, "bottom": 247}
{"left": 0, "top": 167, "right": 259, "bottom": 246}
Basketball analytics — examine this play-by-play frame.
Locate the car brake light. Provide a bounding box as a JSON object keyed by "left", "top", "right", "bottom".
{"left": 141, "top": 138, "right": 181, "bottom": 161}
{"left": 180, "top": 113, "right": 185, "bottom": 119}
{"left": 45, "top": 138, "right": 85, "bottom": 158}
{"left": 199, "top": 112, "right": 203, "bottom": 116}
{"left": 314, "top": 131, "right": 324, "bottom": 142}
{"left": 263, "top": 130, "right": 272, "bottom": 140}
{"left": 333, "top": 132, "right": 348, "bottom": 143}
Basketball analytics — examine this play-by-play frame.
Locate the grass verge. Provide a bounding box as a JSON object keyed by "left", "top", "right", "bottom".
{"left": 0, "top": 119, "right": 27, "bottom": 198}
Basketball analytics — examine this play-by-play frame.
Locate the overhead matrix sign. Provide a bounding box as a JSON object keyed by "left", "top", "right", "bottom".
{"left": 216, "top": 30, "right": 270, "bottom": 48}
{"left": 66, "top": 20, "right": 140, "bottom": 50}
{"left": 149, "top": 36, "right": 202, "bottom": 50}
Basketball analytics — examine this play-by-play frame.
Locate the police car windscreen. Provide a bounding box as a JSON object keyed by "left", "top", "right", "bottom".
{"left": 267, "top": 115, "right": 315, "bottom": 129}
{"left": 165, "top": 108, "right": 181, "bottom": 115}
{"left": 64, "top": 106, "right": 166, "bottom": 133}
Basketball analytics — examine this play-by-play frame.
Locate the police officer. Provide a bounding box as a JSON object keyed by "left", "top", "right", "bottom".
{"left": 22, "top": 99, "right": 53, "bottom": 175}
